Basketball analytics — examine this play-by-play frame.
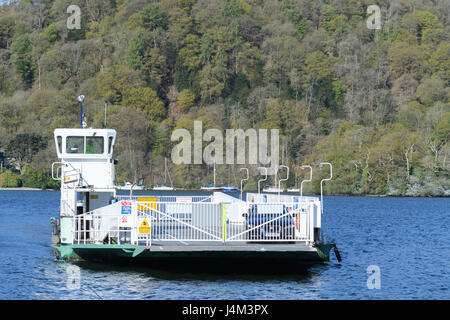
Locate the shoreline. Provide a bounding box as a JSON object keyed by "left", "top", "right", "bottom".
{"left": 0, "top": 187, "right": 447, "bottom": 197}
{"left": 0, "top": 187, "right": 57, "bottom": 191}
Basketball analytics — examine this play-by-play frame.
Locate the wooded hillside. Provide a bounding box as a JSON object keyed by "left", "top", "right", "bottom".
{"left": 0, "top": 0, "right": 448, "bottom": 195}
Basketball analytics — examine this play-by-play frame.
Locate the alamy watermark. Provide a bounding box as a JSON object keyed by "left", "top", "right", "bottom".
{"left": 366, "top": 265, "right": 381, "bottom": 289}
{"left": 66, "top": 264, "right": 81, "bottom": 290}
{"left": 67, "top": 5, "right": 81, "bottom": 30}
{"left": 367, "top": 5, "right": 381, "bottom": 30}
{"left": 171, "top": 121, "right": 280, "bottom": 175}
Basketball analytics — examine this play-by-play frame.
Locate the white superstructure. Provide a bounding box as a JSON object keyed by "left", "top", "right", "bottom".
{"left": 52, "top": 128, "right": 117, "bottom": 244}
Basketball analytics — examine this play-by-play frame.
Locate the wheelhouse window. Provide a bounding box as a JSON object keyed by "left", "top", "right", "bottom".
{"left": 108, "top": 136, "right": 114, "bottom": 153}
{"left": 86, "top": 136, "right": 104, "bottom": 154}
{"left": 66, "top": 136, "right": 84, "bottom": 154}
{"left": 57, "top": 136, "right": 62, "bottom": 153}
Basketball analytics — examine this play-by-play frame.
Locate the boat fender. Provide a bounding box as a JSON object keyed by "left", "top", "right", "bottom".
{"left": 333, "top": 245, "right": 342, "bottom": 262}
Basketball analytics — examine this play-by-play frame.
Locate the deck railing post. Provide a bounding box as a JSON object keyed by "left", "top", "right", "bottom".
{"left": 319, "top": 162, "right": 332, "bottom": 242}
{"left": 222, "top": 203, "right": 227, "bottom": 244}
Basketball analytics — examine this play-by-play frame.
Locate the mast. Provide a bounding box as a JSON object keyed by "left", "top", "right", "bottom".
{"left": 164, "top": 157, "right": 167, "bottom": 185}
{"left": 167, "top": 158, "right": 173, "bottom": 188}
{"left": 213, "top": 160, "right": 216, "bottom": 186}
{"left": 274, "top": 165, "right": 278, "bottom": 187}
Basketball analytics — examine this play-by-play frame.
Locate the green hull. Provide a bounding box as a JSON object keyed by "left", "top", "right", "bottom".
{"left": 53, "top": 243, "right": 335, "bottom": 270}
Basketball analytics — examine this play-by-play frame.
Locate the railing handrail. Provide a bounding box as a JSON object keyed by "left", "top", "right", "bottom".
{"left": 72, "top": 198, "right": 318, "bottom": 245}
{"left": 137, "top": 202, "right": 223, "bottom": 240}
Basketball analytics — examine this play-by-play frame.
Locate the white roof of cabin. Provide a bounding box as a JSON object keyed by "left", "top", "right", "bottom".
{"left": 54, "top": 128, "right": 116, "bottom": 136}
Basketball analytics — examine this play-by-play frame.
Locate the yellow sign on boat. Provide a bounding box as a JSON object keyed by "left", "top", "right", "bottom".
{"left": 138, "top": 197, "right": 157, "bottom": 211}
{"left": 139, "top": 218, "right": 151, "bottom": 234}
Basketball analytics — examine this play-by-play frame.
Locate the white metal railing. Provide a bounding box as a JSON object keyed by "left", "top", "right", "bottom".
{"left": 61, "top": 199, "right": 76, "bottom": 217}
{"left": 73, "top": 212, "right": 133, "bottom": 245}
{"left": 52, "top": 161, "right": 91, "bottom": 188}
{"left": 72, "top": 199, "right": 318, "bottom": 246}
{"left": 226, "top": 203, "right": 309, "bottom": 242}
{"left": 137, "top": 202, "right": 223, "bottom": 245}
{"left": 115, "top": 195, "right": 212, "bottom": 202}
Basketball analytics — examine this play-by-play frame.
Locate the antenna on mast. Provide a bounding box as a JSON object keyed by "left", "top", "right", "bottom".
{"left": 78, "top": 94, "right": 85, "bottom": 128}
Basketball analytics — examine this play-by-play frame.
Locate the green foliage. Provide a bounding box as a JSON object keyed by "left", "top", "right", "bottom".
{"left": 42, "top": 24, "right": 59, "bottom": 43}
{"left": 220, "top": 0, "right": 244, "bottom": 18}
{"left": 178, "top": 34, "right": 201, "bottom": 71}
{"left": 396, "top": 101, "right": 426, "bottom": 131}
{"left": 0, "top": 0, "right": 447, "bottom": 194}
{"left": 10, "top": 35, "right": 35, "bottom": 87}
{"left": 138, "top": 3, "right": 168, "bottom": 31}
{"left": 303, "top": 51, "right": 335, "bottom": 83}
{"left": 0, "top": 171, "right": 21, "bottom": 188}
{"left": 388, "top": 41, "right": 429, "bottom": 80}
{"left": 177, "top": 89, "right": 195, "bottom": 112}
{"left": 433, "top": 112, "right": 450, "bottom": 145}
{"left": 6, "top": 134, "right": 47, "bottom": 172}
{"left": 126, "top": 30, "right": 149, "bottom": 70}
{"left": 430, "top": 43, "right": 450, "bottom": 82}
{"left": 200, "top": 34, "right": 214, "bottom": 65}
{"left": 0, "top": 15, "right": 15, "bottom": 49}
{"left": 97, "top": 66, "right": 141, "bottom": 104}
{"left": 331, "top": 80, "right": 345, "bottom": 108}
{"left": 122, "top": 87, "right": 166, "bottom": 122}
{"left": 20, "top": 165, "right": 47, "bottom": 188}
{"left": 416, "top": 77, "right": 448, "bottom": 106}
{"left": 402, "top": 10, "right": 443, "bottom": 43}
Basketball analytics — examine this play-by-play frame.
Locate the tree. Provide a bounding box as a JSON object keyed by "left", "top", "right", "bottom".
{"left": 97, "top": 66, "right": 141, "bottom": 104}
{"left": 177, "top": 89, "right": 195, "bottom": 112}
{"left": 142, "top": 47, "right": 168, "bottom": 88}
{"left": 126, "top": 31, "right": 149, "bottom": 70}
{"left": 430, "top": 43, "right": 450, "bottom": 82}
{"left": 6, "top": 134, "right": 47, "bottom": 172}
{"left": 108, "top": 107, "right": 153, "bottom": 183}
{"left": 415, "top": 76, "right": 448, "bottom": 106}
{"left": 402, "top": 10, "right": 443, "bottom": 44}
{"left": 178, "top": 34, "right": 201, "bottom": 72}
{"left": 122, "top": 87, "right": 166, "bottom": 123}
{"left": 433, "top": 112, "right": 450, "bottom": 147}
{"left": 302, "top": 50, "right": 336, "bottom": 118}
{"left": 11, "top": 35, "right": 35, "bottom": 87}
{"left": 138, "top": 3, "right": 168, "bottom": 31}
{"left": 263, "top": 98, "right": 283, "bottom": 130}
{"left": 199, "top": 63, "right": 224, "bottom": 102}
{"left": 387, "top": 41, "right": 429, "bottom": 80}
{"left": 236, "top": 42, "right": 261, "bottom": 87}
{"left": 0, "top": 15, "right": 15, "bottom": 49}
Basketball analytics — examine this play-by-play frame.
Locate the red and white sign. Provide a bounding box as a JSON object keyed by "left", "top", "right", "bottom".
{"left": 176, "top": 197, "right": 192, "bottom": 203}
{"left": 120, "top": 201, "right": 133, "bottom": 226}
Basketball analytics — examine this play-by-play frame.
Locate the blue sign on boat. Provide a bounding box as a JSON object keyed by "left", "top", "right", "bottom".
{"left": 121, "top": 201, "right": 132, "bottom": 214}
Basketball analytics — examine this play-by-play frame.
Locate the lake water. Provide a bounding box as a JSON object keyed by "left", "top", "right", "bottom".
{"left": 0, "top": 190, "right": 448, "bottom": 299}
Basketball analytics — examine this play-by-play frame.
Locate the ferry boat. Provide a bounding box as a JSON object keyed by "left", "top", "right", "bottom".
{"left": 51, "top": 127, "right": 341, "bottom": 269}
